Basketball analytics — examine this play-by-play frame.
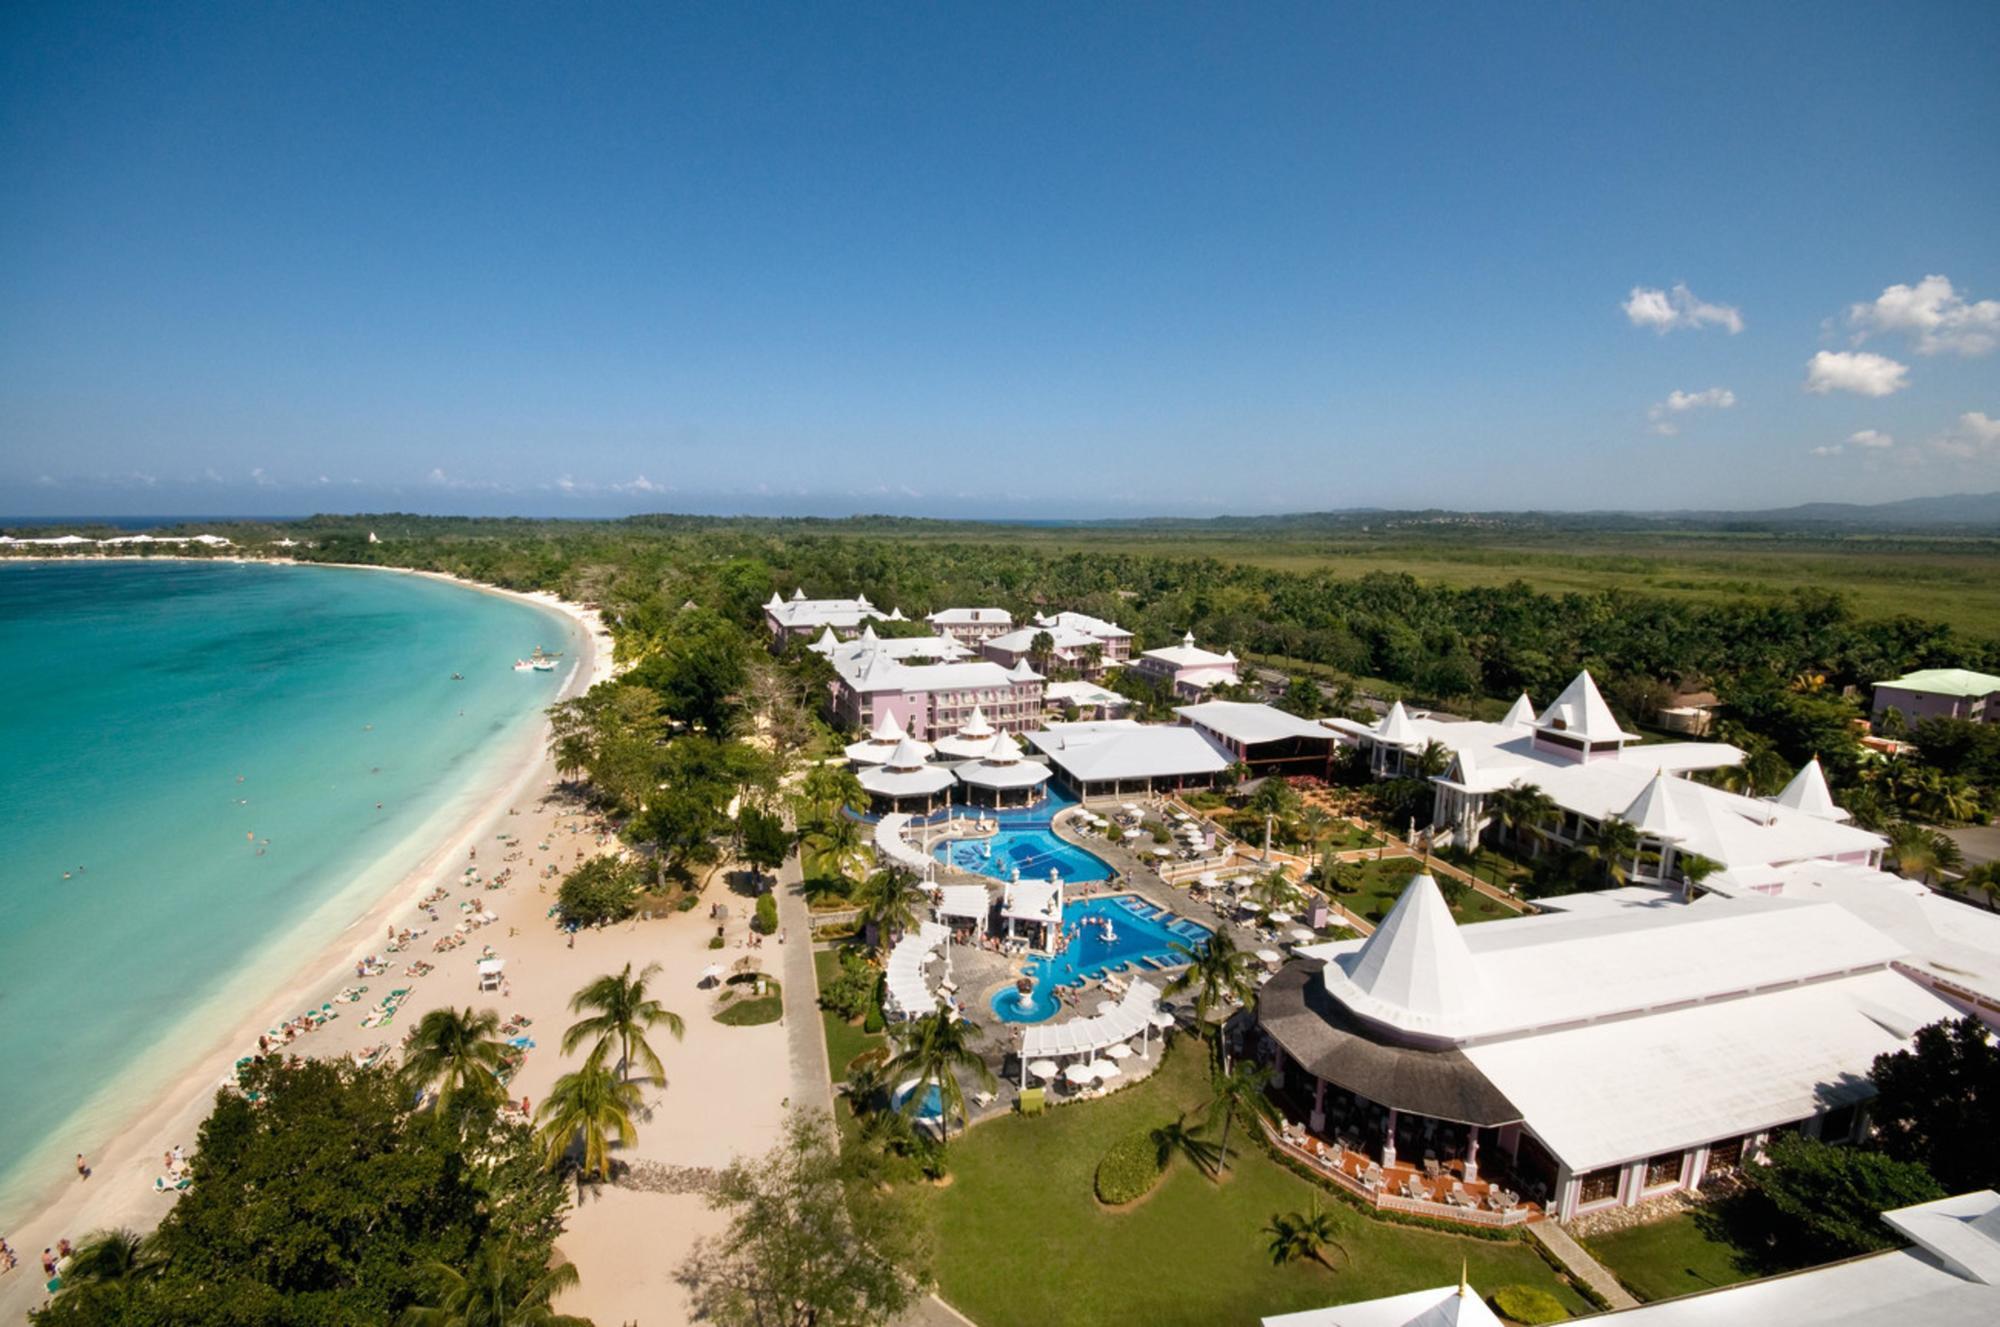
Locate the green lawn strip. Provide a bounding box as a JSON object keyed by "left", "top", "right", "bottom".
{"left": 1329, "top": 858, "right": 1505, "bottom": 926}
{"left": 813, "top": 947, "right": 883, "bottom": 1078}
{"left": 714, "top": 978, "right": 784, "bottom": 1026}
{"left": 1582, "top": 1210, "right": 1766, "bottom": 1304}
{"left": 919, "top": 1046, "right": 1590, "bottom": 1327}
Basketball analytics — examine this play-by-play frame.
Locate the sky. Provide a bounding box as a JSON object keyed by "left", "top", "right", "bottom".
{"left": 3, "top": 2, "right": 1997, "bottom": 520}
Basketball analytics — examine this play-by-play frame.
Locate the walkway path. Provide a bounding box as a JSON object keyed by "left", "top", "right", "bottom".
{"left": 774, "top": 852, "right": 835, "bottom": 1115}
{"left": 1527, "top": 1221, "right": 1640, "bottom": 1310}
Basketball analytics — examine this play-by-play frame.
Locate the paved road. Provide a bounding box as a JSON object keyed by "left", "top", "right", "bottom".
{"left": 773, "top": 852, "right": 834, "bottom": 1115}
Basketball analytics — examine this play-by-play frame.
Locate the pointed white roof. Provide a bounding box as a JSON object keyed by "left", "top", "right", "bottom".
{"left": 960, "top": 705, "right": 994, "bottom": 737}
{"left": 869, "top": 710, "right": 909, "bottom": 743}
{"left": 885, "top": 738, "right": 932, "bottom": 771}
{"left": 1500, "top": 694, "right": 1537, "bottom": 729}
{"left": 886, "top": 606, "right": 906, "bottom": 621}
{"left": 1322, "top": 874, "right": 1484, "bottom": 1039}
{"left": 790, "top": 587, "right": 806, "bottom": 600}
{"left": 1008, "top": 658, "right": 1043, "bottom": 682}
{"left": 1621, "top": 770, "right": 1686, "bottom": 840}
{"left": 1771, "top": 757, "right": 1850, "bottom": 822}
{"left": 859, "top": 623, "right": 879, "bottom": 644}
{"left": 984, "top": 731, "right": 1025, "bottom": 764}
{"left": 766, "top": 592, "right": 784, "bottom": 610}
{"left": 812, "top": 626, "right": 839, "bottom": 651}
{"left": 1376, "top": 700, "right": 1417, "bottom": 746}
{"left": 1535, "top": 671, "right": 1633, "bottom": 745}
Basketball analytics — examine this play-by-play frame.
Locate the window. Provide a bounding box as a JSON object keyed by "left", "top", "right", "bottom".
{"left": 1706, "top": 1137, "right": 1744, "bottom": 1173}
{"left": 1819, "top": 1103, "right": 1859, "bottom": 1143}
{"left": 1645, "top": 1152, "right": 1683, "bottom": 1188}
{"left": 1577, "top": 1168, "right": 1621, "bottom": 1205}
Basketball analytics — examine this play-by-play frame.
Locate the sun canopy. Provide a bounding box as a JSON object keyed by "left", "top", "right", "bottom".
{"left": 1020, "top": 980, "right": 1165, "bottom": 1061}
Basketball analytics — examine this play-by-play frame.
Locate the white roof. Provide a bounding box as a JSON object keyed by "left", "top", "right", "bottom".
{"left": 1884, "top": 1190, "right": 2000, "bottom": 1286}
{"left": 1499, "top": 693, "right": 1537, "bottom": 729}
{"left": 956, "top": 756, "right": 1052, "bottom": 791}
{"left": 873, "top": 814, "right": 935, "bottom": 876}
{"left": 1045, "top": 679, "right": 1129, "bottom": 709}
{"left": 1008, "top": 659, "right": 1043, "bottom": 682}
{"left": 959, "top": 706, "right": 995, "bottom": 737}
{"left": 858, "top": 757, "right": 955, "bottom": 798}
{"left": 884, "top": 921, "right": 952, "bottom": 1016}
{"left": 1020, "top": 980, "right": 1164, "bottom": 1059}
{"left": 1536, "top": 670, "right": 1639, "bottom": 744}
{"left": 1466, "top": 966, "right": 1955, "bottom": 1171}
{"left": 1025, "top": 722, "right": 1235, "bottom": 784}
{"left": 928, "top": 607, "right": 1012, "bottom": 626}
{"left": 885, "top": 737, "right": 932, "bottom": 770}
{"left": 1620, "top": 769, "right": 1686, "bottom": 840}
{"left": 815, "top": 631, "right": 967, "bottom": 663}
{"left": 1002, "top": 879, "right": 1063, "bottom": 920}
{"left": 1177, "top": 701, "right": 1336, "bottom": 746}
{"left": 986, "top": 622, "right": 1108, "bottom": 654}
{"left": 1033, "top": 610, "right": 1131, "bottom": 640}
{"left": 871, "top": 710, "right": 909, "bottom": 743}
{"left": 936, "top": 884, "right": 991, "bottom": 920}
{"left": 1309, "top": 883, "right": 1909, "bottom": 1043}
{"left": 832, "top": 642, "right": 1022, "bottom": 696}
{"left": 766, "top": 593, "right": 885, "bottom": 632}
{"left": 1323, "top": 875, "right": 1484, "bottom": 1041}
{"left": 1264, "top": 1283, "right": 1501, "bottom": 1327}
{"left": 1376, "top": 701, "right": 1417, "bottom": 745}
{"left": 1769, "top": 757, "right": 1850, "bottom": 821}
{"left": 1140, "top": 632, "right": 1238, "bottom": 669}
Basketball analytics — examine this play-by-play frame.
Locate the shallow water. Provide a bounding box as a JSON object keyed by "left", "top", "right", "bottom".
{"left": 0, "top": 561, "right": 573, "bottom": 1219}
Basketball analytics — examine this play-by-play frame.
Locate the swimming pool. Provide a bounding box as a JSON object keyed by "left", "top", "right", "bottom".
{"left": 892, "top": 1079, "right": 946, "bottom": 1121}
{"left": 988, "top": 894, "right": 1210, "bottom": 1024}
{"left": 925, "top": 786, "right": 1117, "bottom": 883}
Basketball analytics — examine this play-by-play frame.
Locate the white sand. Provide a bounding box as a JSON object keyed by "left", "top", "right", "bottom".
{"left": 0, "top": 567, "right": 792, "bottom": 1323}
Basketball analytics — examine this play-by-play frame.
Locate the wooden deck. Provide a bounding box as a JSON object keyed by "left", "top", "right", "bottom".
{"left": 1264, "top": 1120, "right": 1542, "bottom": 1228}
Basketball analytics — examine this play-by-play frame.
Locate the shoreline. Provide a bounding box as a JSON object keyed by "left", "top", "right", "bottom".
{"left": 0, "top": 561, "right": 608, "bottom": 1319}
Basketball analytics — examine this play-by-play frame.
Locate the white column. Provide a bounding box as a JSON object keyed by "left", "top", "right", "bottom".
{"left": 1464, "top": 1127, "right": 1480, "bottom": 1183}
{"left": 1309, "top": 1077, "right": 1327, "bottom": 1133}
{"left": 1382, "top": 1107, "right": 1399, "bottom": 1169}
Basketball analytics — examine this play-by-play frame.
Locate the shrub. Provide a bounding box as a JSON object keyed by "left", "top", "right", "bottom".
{"left": 1490, "top": 1285, "right": 1568, "bottom": 1324}
{"left": 753, "top": 891, "right": 779, "bottom": 935}
{"left": 675, "top": 894, "right": 699, "bottom": 912}
{"left": 1095, "top": 1128, "right": 1166, "bottom": 1205}
{"left": 556, "top": 856, "right": 642, "bottom": 927}
{"left": 819, "top": 950, "right": 881, "bottom": 1022}
{"left": 708, "top": 935, "right": 726, "bottom": 949}
{"left": 862, "top": 1008, "right": 885, "bottom": 1034}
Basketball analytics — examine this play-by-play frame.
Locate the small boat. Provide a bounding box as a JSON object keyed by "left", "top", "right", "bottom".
{"left": 450, "top": 672, "right": 463, "bottom": 681}
{"left": 512, "top": 660, "right": 535, "bottom": 672}
{"left": 531, "top": 658, "right": 557, "bottom": 672}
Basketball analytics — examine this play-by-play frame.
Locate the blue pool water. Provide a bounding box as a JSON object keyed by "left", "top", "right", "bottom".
{"left": 892, "top": 1081, "right": 946, "bottom": 1121}
{"left": 924, "top": 787, "right": 1116, "bottom": 883}
{"left": 0, "top": 561, "right": 575, "bottom": 1222}
{"left": 989, "top": 894, "right": 1210, "bottom": 1024}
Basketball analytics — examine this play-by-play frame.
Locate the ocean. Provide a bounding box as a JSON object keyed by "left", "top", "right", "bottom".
{"left": 0, "top": 560, "right": 577, "bottom": 1220}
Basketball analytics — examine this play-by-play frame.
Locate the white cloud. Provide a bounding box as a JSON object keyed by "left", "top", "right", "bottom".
{"left": 1623, "top": 283, "right": 1744, "bottom": 334}
{"left": 1647, "top": 386, "right": 1736, "bottom": 435}
{"left": 1810, "top": 445, "right": 1843, "bottom": 457}
{"left": 1848, "top": 429, "right": 1895, "bottom": 449}
{"left": 251, "top": 467, "right": 276, "bottom": 488}
{"left": 1804, "top": 350, "right": 1909, "bottom": 397}
{"left": 1848, "top": 274, "right": 2000, "bottom": 357}
{"left": 612, "top": 474, "right": 668, "bottom": 494}
{"left": 1932, "top": 411, "right": 2000, "bottom": 460}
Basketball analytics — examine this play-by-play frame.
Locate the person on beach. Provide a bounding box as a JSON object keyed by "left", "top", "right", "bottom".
{"left": 74, "top": 1154, "right": 89, "bottom": 1180}
{"left": 41, "top": 1249, "right": 54, "bottom": 1278}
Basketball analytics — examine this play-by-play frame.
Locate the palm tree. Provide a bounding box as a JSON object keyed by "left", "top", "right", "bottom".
{"left": 855, "top": 866, "right": 927, "bottom": 956}
{"left": 1028, "top": 629, "right": 1057, "bottom": 673}
{"left": 53, "top": 1228, "right": 161, "bottom": 1301}
{"left": 400, "top": 1006, "right": 508, "bottom": 1115}
{"left": 1412, "top": 739, "right": 1452, "bottom": 779}
{"left": 884, "top": 1010, "right": 996, "bottom": 1142}
{"left": 805, "top": 811, "right": 865, "bottom": 877}
{"left": 1677, "top": 851, "right": 1721, "bottom": 903}
{"left": 1885, "top": 821, "right": 1960, "bottom": 884}
{"left": 1163, "top": 930, "right": 1260, "bottom": 1068}
{"left": 1264, "top": 1195, "right": 1346, "bottom": 1270}
{"left": 1966, "top": 862, "right": 2000, "bottom": 911}
{"left": 561, "top": 962, "right": 685, "bottom": 1087}
{"left": 1488, "top": 782, "right": 1556, "bottom": 857}
{"left": 535, "top": 1057, "right": 642, "bottom": 1182}
{"left": 1248, "top": 868, "right": 1302, "bottom": 916}
{"left": 1207, "top": 1060, "right": 1279, "bottom": 1176}
{"left": 1151, "top": 1113, "right": 1222, "bottom": 1177}
{"left": 1298, "top": 806, "right": 1334, "bottom": 884}
{"left": 799, "top": 763, "right": 866, "bottom": 828}
{"left": 401, "top": 1238, "right": 588, "bottom": 1327}
{"left": 1590, "top": 816, "right": 1642, "bottom": 889}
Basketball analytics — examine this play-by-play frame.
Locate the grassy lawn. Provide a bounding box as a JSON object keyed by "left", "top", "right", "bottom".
{"left": 1585, "top": 1209, "right": 1765, "bottom": 1303}
{"left": 1325, "top": 857, "right": 1509, "bottom": 926}
{"left": 813, "top": 946, "right": 883, "bottom": 1079}
{"left": 714, "top": 977, "right": 784, "bottom": 1026}
{"left": 918, "top": 1045, "right": 1592, "bottom": 1327}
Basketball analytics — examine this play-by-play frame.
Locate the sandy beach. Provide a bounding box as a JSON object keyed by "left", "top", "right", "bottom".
{"left": 0, "top": 564, "right": 789, "bottom": 1324}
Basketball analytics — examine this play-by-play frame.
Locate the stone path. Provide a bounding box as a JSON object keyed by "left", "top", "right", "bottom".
{"left": 775, "top": 852, "right": 835, "bottom": 1115}
{"left": 1527, "top": 1220, "right": 1641, "bottom": 1310}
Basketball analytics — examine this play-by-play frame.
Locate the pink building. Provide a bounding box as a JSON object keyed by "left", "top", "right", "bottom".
{"left": 763, "top": 588, "right": 886, "bottom": 649}
{"left": 925, "top": 607, "right": 1014, "bottom": 646}
{"left": 1871, "top": 668, "right": 2000, "bottom": 726}
{"left": 827, "top": 636, "right": 1043, "bottom": 739}
{"left": 1130, "top": 631, "right": 1239, "bottom": 698}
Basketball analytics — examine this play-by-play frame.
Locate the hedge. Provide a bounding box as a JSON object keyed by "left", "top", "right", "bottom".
{"left": 1095, "top": 1129, "right": 1166, "bottom": 1205}
{"left": 1490, "top": 1285, "right": 1568, "bottom": 1324}
{"left": 752, "top": 892, "right": 779, "bottom": 935}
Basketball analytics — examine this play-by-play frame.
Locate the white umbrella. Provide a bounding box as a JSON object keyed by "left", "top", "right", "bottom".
{"left": 1267, "top": 910, "right": 1293, "bottom": 924}
{"left": 700, "top": 963, "right": 725, "bottom": 982}
{"left": 1121, "top": 802, "right": 1139, "bottom": 812}
{"left": 1063, "top": 1063, "right": 1095, "bottom": 1085}
{"left": 1255, "top": 948, "right": 1283, "bottom": 964}
{"left": 1104, "top": 1043, "right": 1134, "bottom": 1060}
{"left": 1290, "top": 926, "right": 1317, "bottom": 943}
{"left": 1238, "top": 900, "right": 1263, "bottom": 913}
{"left": 1027, "top": 1059, "right": 1060, "bottom": 1081}
{"left": 1092, "top": 1059, "right": 1123, "bottom": 1080}
{"left": 1149, "top": 1010, "right": 1177, "bottom": 1029}
{"left": 1123, "top": 828, "right": 1144, "bottom": 840}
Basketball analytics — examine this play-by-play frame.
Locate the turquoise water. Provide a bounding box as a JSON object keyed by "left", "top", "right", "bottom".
{"left": 933, "top": 827, "right": 1114, "bottom": 883}
{"left": 988, "top": 894, "right": 1210, "bottom": 1023}
{"left": 0, "top": 561, "right": 575, "bottom": 1220}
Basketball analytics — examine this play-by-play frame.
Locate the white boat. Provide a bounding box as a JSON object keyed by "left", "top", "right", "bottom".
{"left": 513, "top": 659, "right": 535, "bottom": 672}
{"left": 531, "top": 658, "right": 557, "bottom": 672}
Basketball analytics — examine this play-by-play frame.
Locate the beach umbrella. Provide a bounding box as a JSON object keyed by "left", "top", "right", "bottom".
{"left": 1123, "top": 828, "right": 1143, "bottom": 840}
{"left": 1149, "top": 1010, "right": 1177, "bottom": 1029}
{"left": 1121, "top": 802, "right": 1139, "bottom": 812}
{"left": 1092, "top": 1059, "right": 1123, "bottom": 1080}
{"left": 1255, "top": 948, "right": 1283, "bottom": 964}
{"left": 1267, "top": 910, "right": 1293, "bottom": 924}
{"left": 1063, "top": 1063, "right": 1095, "bottom": 1085}
{"left": 1105, "top": 1043, "right": 1134, "bottom": 1060}
{"left": 1238, "top": 900, "right": 1262, "bottom": 913}
{"left": 1290, "top": 926, "right": 1317, "bottom": 943}
{"left": 1027, "top": 1059, "right": 1060, "bottom": 1080}
{"left": 701, "top": 963, "right": 724, "bottom": 984}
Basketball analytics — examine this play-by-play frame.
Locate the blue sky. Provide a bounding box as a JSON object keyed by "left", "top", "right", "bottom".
{"left": 3, "top": 2, "right": 1996, "bottom": 519}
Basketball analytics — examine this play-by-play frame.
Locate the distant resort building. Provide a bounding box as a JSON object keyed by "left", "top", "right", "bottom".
{"left": 1130, "top": 630, "right": 1240, "bottom": 697}
{"left": 762, "top": 588, "right": 886, "bottom": 648}
{"left": 1, "top": 532, "right": 234, "bottom": 549}
{"left": 1871, "top": 667, "right": 2000, "bottom": 725}
{"left": 1023, "top": 719, "right": 1234, "bottom": 799}
{"left": 810, "top": 624, "right": 969, "bottom": 664}
{"left": 1044, "top": 678, "right": 1132, "bottom": 719}
{"left": 925, "top": 606, "right": 1014, "bottom": 645}
{"left": 1178, "top": 699, "right": 1338, "bottom": 779}
{"left": 826, "top": 628, "right": 1044, "bottom": 741}
{"left": 1256, "top": 872, "right": 1962, "bottom": 1222}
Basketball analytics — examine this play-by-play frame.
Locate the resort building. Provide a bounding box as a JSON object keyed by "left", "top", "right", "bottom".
{"left": 925, "top": 606, "right": 1014, "bottom": 645}
{"left": 855, "top": 739, "right": 957, "bottom": 813}
{"left": 826, "top": 634, "right": 1044, "bottom": 739}
{"left": 763, "top": 588, "right": 886, "bottom": 647}
{"left": 810, "top": 624, "right": 970, "bottom": 663}
{"left": 1177, "top": 700, "right": 1338, "bottom": 779}
{"left": 1044, "top": 678, "right": 1132, "bottom": 719}
{"left": 1871, "top": 667, "right": 2000, "bottom": 725}
{"left": 1034, "top": 610, "right": 1133, "bottom": 663}
{"left": 1264, "top": 1275, "right": 1500, "bottom": 1327}
{"left": 1255, "top": 872, "right": 1962, "bottom": 1223}
{"left": 950, "top": 731, "right": 1054, "bottom": 807}
{"left": 1130, "top": 631, "right": 1241, "bottom": 697}
{"left": 1023, "top": 719, "right": 1235, "bottom": 800}
{"left": 1330, "top": 671, "right": 1885, "bottom": 888}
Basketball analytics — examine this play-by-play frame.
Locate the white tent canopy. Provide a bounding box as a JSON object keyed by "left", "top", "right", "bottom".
{"left": 1020, "top": 980, "right": 1165, "bottom": 1067}
{"left": 873, "top": 813, "right": 936, "bottom": 878}
{"left": 884, "top": 921, "right": 952, "bottom": 1018}
{"left": 936, "top": 883, "right": 991, "bottom": 922}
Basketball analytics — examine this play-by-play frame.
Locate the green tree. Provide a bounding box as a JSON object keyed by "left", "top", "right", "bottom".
{"left": 555, "top": 855, "right": 643, "bottom": 927}
{"left": 1868, "top": 1016, "right": 2000, "bottom": 1194}
{"left": 1206, "top": 1060, "right": 1280, "bottom": 1177}
{"left": 1590, "top": 815, "right": 1642, "bottom": 889}
{"left": 562, "top": 961, "right": 685, "bottom": 1087}
{"left": 1741, "top": 1134, "right": 1944, "bottom": 1257}
{"left": 854, "top": 867, "right": 927, "bottom": 957}
{"left": 400, "top": 1238, "right": 588, "bottom": 1327}
{"left": 1163, "top": 930, "right": 1260, "bottom": 1068}
{"left": 1488, "top": 781, "right": 1556, "bottom": 855}
{"left": 1027, "top": 629, "right": 1057, "bottom": 673}
{"left": 1264, "top": 1194, "right": 1345, "bottom": 1270}
{"left": 1677, "top": 851, "right": 1721, "bottom": 902}
{"left": 400, "top": 1006, "right": 509, "bottom": 1116}
{"left": 535, "top": 1058, "right": 642, "bottom": 1182}
{"left": 677, "top": 1112, "right": 928, "bottom": 1327}
{"left": 41, "top": 1228, "right": 161, "bottom": 1314}
{"left": 884, "top": 1010, "right": 997, "bottom": 1142}
{"left": 806, "top": 810, "right": 866, "bottom": 879}
{"left": 739, "top": 803, "right": 793, "bottom": 885}
{"left": 1276, "top": 675, "right": 1323, "bottom": 718}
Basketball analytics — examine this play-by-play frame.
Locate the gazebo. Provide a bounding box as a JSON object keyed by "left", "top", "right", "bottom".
{"left": 845, "top": 710, "right": 933, "bottom": 766}
{"left": 952, "top": 732, "right": 1053, "bottom": 808}
{"left": 933, "top": 706, "right": 998, "bottom": 761}
{"left": 1001, "top": 877, "right": 1065, "bottom": 950}
{"left": 857, "top": 739, "right": 956, "bottom": 813}
{"left": 934, "top": 883, "right": 991, "bottom": 941}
